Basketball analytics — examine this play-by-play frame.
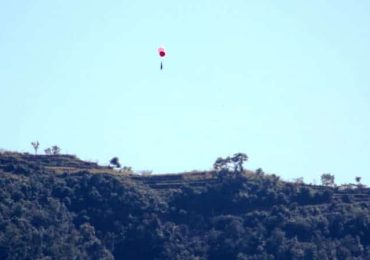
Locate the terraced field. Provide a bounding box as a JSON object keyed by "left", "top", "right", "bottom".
{"left": 2, "top": 152, "right": 370, "bottom": 203}
{"left": 0, "top": 152, "right": 112, "bottom": 174}
{"left": 131, "top": 172, "right": 370, "bottom": 204}
{"left": 130, "top": 171, "right": 218, "bottom": 189}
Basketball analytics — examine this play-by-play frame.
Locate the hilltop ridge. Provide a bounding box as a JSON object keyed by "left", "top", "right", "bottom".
{"left": 1, "top": 152, "right": 370, "bottom": 259}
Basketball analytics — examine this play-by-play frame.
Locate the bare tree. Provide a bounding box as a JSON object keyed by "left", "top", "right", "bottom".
{"left": 31, "top": 141, "right": 40, "bottom": 155}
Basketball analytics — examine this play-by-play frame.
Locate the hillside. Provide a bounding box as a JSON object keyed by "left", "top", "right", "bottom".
{"left": 1, "top": 152, "right": 370, "bottom": 259}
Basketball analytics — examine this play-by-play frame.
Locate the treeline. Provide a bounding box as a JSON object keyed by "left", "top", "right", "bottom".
{"left": 0, "top": 156, "right": 370, "bottom": 259}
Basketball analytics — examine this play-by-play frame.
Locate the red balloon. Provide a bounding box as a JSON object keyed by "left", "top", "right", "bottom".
{"left": 158, "top": 47, "right": 166, "bottom": 57}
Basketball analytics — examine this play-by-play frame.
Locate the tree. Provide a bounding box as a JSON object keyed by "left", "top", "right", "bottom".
{"left": 51, "top": 146, "right": 61, "bottom": 155}
{"left": 321, "top": 173, "right": 335, "bottom": 187}
{"left": 213, "top": 157, "right": 230, "bottom": 171}
{"left": 213, "top": 153, "right": 248, "bottom": 174}
{"left": 255, "top": 168, "right": 265, "bottom": 176}
{"left": 110, "top": 157, "right": 121, "bottom": 168}
{"left": 31, "top": 141, "right": 40, "bottom": 155}
{"left": 45, "top": 148, "right": 52, "bottom": 155}
{"left": 230, "top": 153, "right": 248, "bottom": 173}
{"left": 355, "top": 177, "right": 364, "bottom": 189}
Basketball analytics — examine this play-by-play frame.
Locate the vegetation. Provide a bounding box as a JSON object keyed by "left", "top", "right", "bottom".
{"left": 31, "top": 141, "right": 39, "bottom": 155}
{"left": 51, "top": 145, "right": 61, "bottom": 155}
{"left": 0, "top": 152, "right": 369, "bottom": 259}
{"left": 213, "top": 153, "right": 248, "bottom": 173}
{"left": 109, "top": 157, "right": 121, "bottom": 168}
{"left": 321, "top": 173, "right": 335, "bottom": 187}
{"left": 44, "top": 146, "right": 61, "bottom": 156}
{"left": 44, "top": 148, "right": 52, "bottom": 155}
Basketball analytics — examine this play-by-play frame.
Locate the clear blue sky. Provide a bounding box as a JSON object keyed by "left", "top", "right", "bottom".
{"left": 1, "top": 1, "right": 370, "bottom": 185}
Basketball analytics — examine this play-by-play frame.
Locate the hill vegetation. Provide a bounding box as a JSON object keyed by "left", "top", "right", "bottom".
{"left": 1, "top": 152, "right": 370, "bottom": 259}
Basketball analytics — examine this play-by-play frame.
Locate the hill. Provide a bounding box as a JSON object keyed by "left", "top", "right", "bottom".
{"left": 1, "top": 152, "right": 370, "bottom": 259}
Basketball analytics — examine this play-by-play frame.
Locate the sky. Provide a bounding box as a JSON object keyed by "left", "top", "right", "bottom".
{"left": 1, "top": 1, "right": 370, "bottom": 185}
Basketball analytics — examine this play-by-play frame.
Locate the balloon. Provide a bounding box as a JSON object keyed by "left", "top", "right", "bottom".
{"left": 158, "top": 47, "right": 166, "bottom": 57}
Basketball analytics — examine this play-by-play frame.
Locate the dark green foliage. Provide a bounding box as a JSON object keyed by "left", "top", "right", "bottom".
{"left": 213, "top": 153, "right": 248, "bottom": 173}
{"left": 109, "top": 157, "right": 121, "bottom": 168}
{"left": 321, "top": 173, "right": 335, "bottom": 187}
{"left": 44, "top": 146, "right": 61, "bottom": 155}
{"left": 51, "top": 146, "right": 61, "bottom": 155}
{"left": 1, "top": 153, "right": 370, "bottom": 259}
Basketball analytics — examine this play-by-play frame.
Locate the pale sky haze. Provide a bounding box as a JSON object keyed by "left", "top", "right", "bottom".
{"left": 1, "top": 1, "right": 370, "bottom": 185}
